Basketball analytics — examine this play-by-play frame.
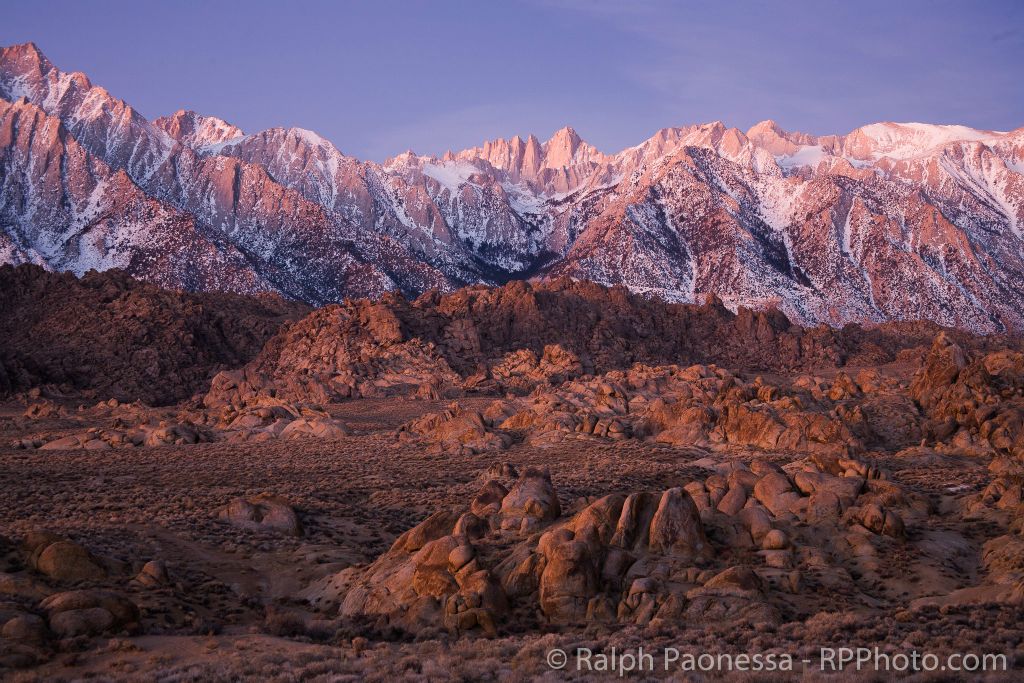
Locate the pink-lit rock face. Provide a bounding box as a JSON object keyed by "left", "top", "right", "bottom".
{"left": 152, "top": 109, "right": 243, "bottom": 151}
{"left": 1, "top": 41, "right": 1023, "bottom": 332}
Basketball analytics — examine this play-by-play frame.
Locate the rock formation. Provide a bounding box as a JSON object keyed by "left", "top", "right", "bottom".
{"left": 309, "top": 457, "right": 920, "bottom": 635}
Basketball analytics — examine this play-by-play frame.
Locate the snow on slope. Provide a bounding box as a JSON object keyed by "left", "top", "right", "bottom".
{"left": 421, "top": 161, "right": 478, "bottom": 193}
{"left": 2, "top": 42, "right": 1024, "bottom": 332}
{"left": 853, "top": 122, "right": 1000, "bottom": 160}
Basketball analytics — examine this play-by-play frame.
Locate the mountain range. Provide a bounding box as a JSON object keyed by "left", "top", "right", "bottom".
{"left": 1, "top": 42, "right": 1022, "bottom": 332}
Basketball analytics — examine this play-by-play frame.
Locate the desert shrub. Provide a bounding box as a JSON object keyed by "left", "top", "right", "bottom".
{"left": 262, "top": 607, "right": 307, "bottom": 638}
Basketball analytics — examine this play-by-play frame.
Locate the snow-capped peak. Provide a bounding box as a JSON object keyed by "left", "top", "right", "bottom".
{"left": 290, "top": 127, "right": 334, "bottom": 149}
{"left": 153, "top": 109, "right": 245, "bottom": 152}
{"left": 844, "top": 122, "right": 1002, "bottom": 161}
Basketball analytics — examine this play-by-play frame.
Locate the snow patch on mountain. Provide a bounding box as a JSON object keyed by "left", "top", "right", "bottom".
{"left": 854, "top": 122, "right": 999, "bottom": 160}
{"left": 422, "top": 161, "right": 478, "bottom": 194}
{"left": 775, "top": 145, "right": 826, "bottom": 170}
{"left": 291, "top": 127, "right": 333, "bottom": 149}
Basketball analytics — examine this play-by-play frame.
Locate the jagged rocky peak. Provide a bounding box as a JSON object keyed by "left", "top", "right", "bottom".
{"left": 714, "top": 124, "right": 751, "bottom": 158}
{"left": 0, "top": 42, "right": 95, "bottom": 109}
{"left": 746, "top": 120, "right": 819, "bottom": 156}
{"left": 261, "top": 127, "right": 351, "bottom": 161}
{"left": 385, "top": 149, "right": 420, "bottom": 167}
{"left": 285, "top": 127, "right": 337, "bottom": 149}
{"left": 0, "top": 41, "right": 53, "bottom": 80}
{"left": 152, "top": 110, "right": 244, "bottom": 151}
{"left": 218, "top": 126, "right": 354, "bottom": 167}
{"left": 0, "top": 42, "right": 87, "bottom": 105}
{"left": 541, "top": 125, "right": 610, "bottom": 169}
{"left": 744, "top": 119, "right": 1003, "bottom": 162}
{"left": 454, "top": 126, "right": 607, "bottom": 182}
{"left": 634, "top": 121, "right": 748, "bottom": 160}
{"left": 543, "top": 125, "right": 583, "bottom": 164}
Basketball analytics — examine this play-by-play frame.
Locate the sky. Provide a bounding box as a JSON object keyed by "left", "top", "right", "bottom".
{"left": 3, "top": 0, "right": 1022, "bottom": 160}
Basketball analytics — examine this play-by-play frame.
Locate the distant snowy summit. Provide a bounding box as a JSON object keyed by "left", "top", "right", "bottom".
{"left": 2, "top": 42, "right": 1023, "bottom": 332}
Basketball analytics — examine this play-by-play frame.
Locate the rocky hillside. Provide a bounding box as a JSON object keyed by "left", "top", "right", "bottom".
{"left": 201, "top": 276, "right": 1024, "bottom": 413}
{"left": 2, "top": 43, "right": 1023, "bottom": 331}
{"left": 6, "top": 265, "right": 1021, "bottom": 409}
{"left": 0, "top": 264, "right": 307, "bottom": 404}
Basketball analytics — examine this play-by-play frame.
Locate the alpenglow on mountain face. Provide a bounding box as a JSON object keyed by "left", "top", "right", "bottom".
{"left": 1, "top": 43, "right": 1023, "bottom": 332}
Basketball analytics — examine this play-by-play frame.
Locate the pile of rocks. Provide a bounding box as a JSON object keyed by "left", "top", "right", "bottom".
{"left": 197, "top": 384, "right": 351, "bottom": 444}
{"left": 11, "top": 384, "right": 351, "bottom": 450}
{"left": 308, "top": 458, "right": 917, "bottom": 636}
{"left": 205, "top": 301, "right": 464, "bottom": 407}
{"left": 489, "top": 344, "right": 587, "bottom": 393}
{"left": 0, "top": 531, "right": 143, "bottom": 668}
{"left": 396, "top": 404, "right": 512, "bottom": 455}
{"left": 397, "top": 362, "right": 923, "bottom": 457}
{"left": 193, "top": 277, "right": 979, "bottom": 415}
{"left": 910, "top": 333, "right": 1024, "bottom": 464}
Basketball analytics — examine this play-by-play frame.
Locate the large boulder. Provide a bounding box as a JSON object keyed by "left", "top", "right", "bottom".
{"left": 752, "top": 472, "right": 800, "bottom": 517}
{"left": 538, "top": 529, "right": 599, "bottom": 622}
{"left": 40, "top": 589, "right": 139, "bottom": 638}
{"left": 648, "top": 488, "right": 713, "bottom": 560}
{"left": 218, "top": 494, "right": 303, "bottom": 537}
{"left": 499, "top": 467, "right": 561, "bottom": 532}
{"left": 23, "top": 531, "right": 117, "bottom": 582}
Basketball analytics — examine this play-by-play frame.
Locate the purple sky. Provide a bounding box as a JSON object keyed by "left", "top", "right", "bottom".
{"left": 3, "top": 0, "right": 1022, "bottom": 160}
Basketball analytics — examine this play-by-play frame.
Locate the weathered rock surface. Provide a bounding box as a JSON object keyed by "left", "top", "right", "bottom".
{"left": 40, "top": 590, "right": 139, "bottom": 637}
{"left": 23, "top": 531, "right": 124, "bottom": 582}
{"left": 218, "top": 495, "right": 304, "bottom": 537}
{"left": 310, "top": 455, "right": 919, "bottom": 633}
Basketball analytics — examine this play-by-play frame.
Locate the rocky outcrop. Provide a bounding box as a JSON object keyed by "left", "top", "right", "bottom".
{"left": 402, "top": 361, "right": 918, "bottom": 458}
{"left": 397, "top": 404, "right": 511, "bottom": 455}
{"left": 490, "top": 344, "right": 586, "bottom": 392}
{"left": 202, "top": 276, "right": 1011, "bottom": 418}
{"left": 6, "top": 254, "right": 1015, "bottom": 417}
{"left": 497, "top": 467, "right": 561, "bottom": 532}
{"left": 910, "top": 333, "right": 968, "bottom": 413}
{"left": 203, "top": 298, "right": 462, "bottom": 407}
{"left": 911, "top": 334, "right": 1024, "bottom": 463}
{"left": 310, "top": 456, "right": 915, "bottom": 634}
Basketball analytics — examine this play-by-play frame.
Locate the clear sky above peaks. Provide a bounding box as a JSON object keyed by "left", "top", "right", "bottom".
{"left": 3, "top": 0, "right": 1021, "bottom": 160}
